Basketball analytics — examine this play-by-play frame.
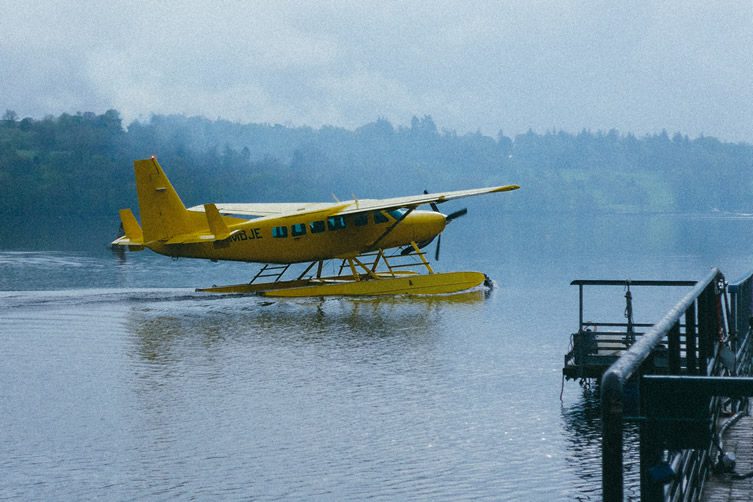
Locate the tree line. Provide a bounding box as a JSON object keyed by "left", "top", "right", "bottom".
{"left": 1, "top": 109, "right": 751, "bottom": 249}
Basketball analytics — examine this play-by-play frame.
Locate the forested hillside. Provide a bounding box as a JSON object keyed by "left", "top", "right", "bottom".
{"left": 1, "top": 110, "right": 751, "bottom": 249}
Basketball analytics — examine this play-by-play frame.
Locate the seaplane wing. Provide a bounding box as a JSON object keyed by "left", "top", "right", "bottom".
{"left": 187, "top": 202, "right": 343, "bottom": 218}
{"left": 334, "top": 184, "right": 520, "bottom": 215}
{"left": 191, "top": 184, "right": 520, "bottom": 219}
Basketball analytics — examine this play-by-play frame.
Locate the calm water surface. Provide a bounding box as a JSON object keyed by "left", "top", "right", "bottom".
{"left": 2, "top": 214, "right": 753, "bottom": 500}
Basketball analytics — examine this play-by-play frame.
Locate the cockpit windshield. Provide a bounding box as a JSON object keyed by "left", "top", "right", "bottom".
{"left": 387, "top": 208, "right": 407, "bottom": 220}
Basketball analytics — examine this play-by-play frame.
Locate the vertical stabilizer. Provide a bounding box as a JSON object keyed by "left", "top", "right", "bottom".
{"left": 118, "top": 208, "right": 143, "bottom": 243}
{"left": 134, "top": 157, "right": 205, "bottom": 242}
{"left": 204, "top": 203, "right": 231, "bottom": 240}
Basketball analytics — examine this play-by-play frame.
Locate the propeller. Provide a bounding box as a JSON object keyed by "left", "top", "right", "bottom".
{"left": 424, "top": 190, "right": 467, "bottom": 223}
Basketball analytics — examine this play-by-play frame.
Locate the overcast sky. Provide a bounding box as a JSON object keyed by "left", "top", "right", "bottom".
{"left": 2, "top": 1, "right": 751, "bottom": 142}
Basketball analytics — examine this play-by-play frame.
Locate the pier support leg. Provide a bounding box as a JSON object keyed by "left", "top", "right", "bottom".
{"left": 602, "top": 372, "right": 624, "bottom": 502}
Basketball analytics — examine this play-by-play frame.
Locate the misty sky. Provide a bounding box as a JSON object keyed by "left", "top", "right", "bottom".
{"left": 2, "top": 1, "right": 752, "bottom": 142}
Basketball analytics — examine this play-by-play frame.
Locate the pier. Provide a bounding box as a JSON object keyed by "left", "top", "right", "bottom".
{"left": 563, "top": 279, "right": 697, "bottom": 382}
{"left": 563, "top": 269, "right": 753, "bottom": 501}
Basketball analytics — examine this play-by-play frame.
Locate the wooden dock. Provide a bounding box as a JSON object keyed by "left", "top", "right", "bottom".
{"left": 702, "top": 415, "right": 753, "bottom": 501}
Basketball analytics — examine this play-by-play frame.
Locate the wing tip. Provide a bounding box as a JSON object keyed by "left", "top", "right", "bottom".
{"left": 494, "top": 184, "right": 520, "bottom": 192}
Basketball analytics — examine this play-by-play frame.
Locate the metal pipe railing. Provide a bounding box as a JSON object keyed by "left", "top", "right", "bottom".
{"left": 600, "top": 268, "right": 723, "bottom": 501}
{"left": 729, "top": 271, "right": 753, "bottom": 348}
{"left": 597, "top": 266, "right": 753, "bottom": 501}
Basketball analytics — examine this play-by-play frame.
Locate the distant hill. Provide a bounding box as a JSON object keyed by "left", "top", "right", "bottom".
{"left": 1, "top": 109, "right": 751, "bottom": 249}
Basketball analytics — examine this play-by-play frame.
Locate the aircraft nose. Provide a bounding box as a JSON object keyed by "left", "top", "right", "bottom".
{"left": 411, "top": 211, "right": 446, "bottom": 241}
{"left": 432, "top": 211, "right": 448, "bottom": 233}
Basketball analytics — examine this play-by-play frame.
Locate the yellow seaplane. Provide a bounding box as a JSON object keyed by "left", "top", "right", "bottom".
{"left": 112, "top": 157, "right": 519, "bottom": 297}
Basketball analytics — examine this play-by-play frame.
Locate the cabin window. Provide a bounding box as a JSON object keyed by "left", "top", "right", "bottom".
{"left": 291, "top": 223, "right": 307, "bottom": 237}
{"left": 354, "top": 213, "right": 369, "bottom": 226}
{"left": 272, "top": 226, "right": 288, "bottom": 238}
{"left": 374, "top": 211, "right": 389, "bottom": 224}
{"left": 309, "top": 220, "right": 325, "bottom": 233}
{"left": 327, "top": 216, "right": 346, "bottom": 230}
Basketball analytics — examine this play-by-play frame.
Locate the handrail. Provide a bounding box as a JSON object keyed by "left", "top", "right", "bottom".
{"left": 569, "top": 265, "right": 753, "bottom": 500}
{"left": 571, "top": 279, "right": 698, "bottom": 287}
{"left": 600, "top": 268, "right": 723, "bottom": 501}
{"left": 602, "top": 269, "right": 719, "bottom": 386}
{"left": 597, "top": 265, "right": 753, "bottom": 501}
{"left": 729, "top": 269, "right": 753, "bottom": 345}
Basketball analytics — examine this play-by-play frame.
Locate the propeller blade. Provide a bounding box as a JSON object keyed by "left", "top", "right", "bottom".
{"left": 446, "top": 208, "right": 468, "bottom": 222}
{"left": 434, "top": 234, "right": 441, "bottom": 261}
{"left": 424, "top": 189, "right": 440, "bottom": 213}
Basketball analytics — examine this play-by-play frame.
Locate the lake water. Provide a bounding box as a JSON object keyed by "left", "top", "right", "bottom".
{"left": 2, "top": 213, "right": 753, "bottom": 500}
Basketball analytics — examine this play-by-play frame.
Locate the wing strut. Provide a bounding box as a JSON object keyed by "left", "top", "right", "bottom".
{"left": 366, "top": 207, "right": 415, "bottom": 250}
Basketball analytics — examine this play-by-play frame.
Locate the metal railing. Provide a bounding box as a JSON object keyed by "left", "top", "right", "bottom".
{"left": 600, "top": 268, "right": 753, "bottom": 501}
{"left": 729, "top": 271, "right": 753, "bottom": 357}
{"left": 571, "top": 280, "right": 698, "bottom": 334}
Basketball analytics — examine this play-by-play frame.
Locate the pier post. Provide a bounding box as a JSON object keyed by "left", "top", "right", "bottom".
{"left": 601, "top": 370, "right": 624, "bottom": 502}
{"left": 698, "top": 288, "right": 715, "bottom": 375}
{"left": 668, "top": 321, "right": 681, "bottom": 374}
{"left": 685, "top": 303, "right": 697, "bottom": 375}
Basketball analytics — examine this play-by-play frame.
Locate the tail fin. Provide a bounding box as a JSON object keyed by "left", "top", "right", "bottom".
{"left": 134, "top": 157, "right": 207, "bottom": 243}
{"left": 119, "top": 208, "right": 144, "bottom": 243}
{"left": 204, "top": 203, "right": 231, "bottom": 240}
{"left": 111, "top": 208, "right": 145, "bottom": 249}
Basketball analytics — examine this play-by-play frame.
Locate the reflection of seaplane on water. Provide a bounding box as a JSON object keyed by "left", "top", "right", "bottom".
{"left": 112, "top": 157, "right": 519, "bottom": 297}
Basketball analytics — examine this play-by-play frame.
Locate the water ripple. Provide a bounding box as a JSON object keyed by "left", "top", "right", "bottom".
{"left": 0, "top": 257, "right": 626, "bottom": 500}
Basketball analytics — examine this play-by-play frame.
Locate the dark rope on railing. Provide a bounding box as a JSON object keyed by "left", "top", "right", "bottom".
{"left": 624, "top": 282, "right": 634, "bottom": 346}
